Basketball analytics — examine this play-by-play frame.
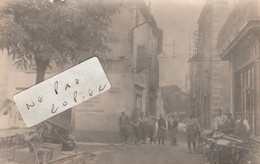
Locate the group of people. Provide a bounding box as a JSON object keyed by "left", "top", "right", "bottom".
{"left": 119, "top": 109, "right": 203, "bottom": 154}
{"left": 184, "top": 108, "right": 252, "bottom": 153}
{"left": 119, "top": 109, "right": 179, "bottom": 145}
{"left": 119, "top": 108, "right": 252, "bottom": 154}
{"left": 215, "top": 108, "right": 251, "bottom": 141}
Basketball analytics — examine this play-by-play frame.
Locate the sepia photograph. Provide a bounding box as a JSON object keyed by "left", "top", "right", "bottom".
{"left": 0, "top": 0, "right": 260, "bottom": 163}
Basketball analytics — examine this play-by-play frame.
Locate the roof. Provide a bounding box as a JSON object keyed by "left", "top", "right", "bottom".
{"left": 134, "top": 0, "right": 159, "bottom": 36}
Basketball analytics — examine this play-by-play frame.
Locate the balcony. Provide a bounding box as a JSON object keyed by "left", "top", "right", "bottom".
{"left": 218, "top": 0, "right": 260, "bottom": 60}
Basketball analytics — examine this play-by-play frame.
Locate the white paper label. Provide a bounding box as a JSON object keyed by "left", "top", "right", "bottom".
{"left": 13, "top": 57, "right": 111, "bottom": 127}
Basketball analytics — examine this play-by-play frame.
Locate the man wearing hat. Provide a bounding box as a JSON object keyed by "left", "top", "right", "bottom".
{"left": 234, "top": 113, "right": 250, "bottom": 141}
{"left": 225, "top": 113, "right": 235, "bottom": 134}
{"left": 214, "top": 108, "right": 227, "bottom": 132}
{"left": 119, "top": 111, "right": 129, "bottom": 144}
{"left": 146, "top": 112, "right": 157, "bottom": 144}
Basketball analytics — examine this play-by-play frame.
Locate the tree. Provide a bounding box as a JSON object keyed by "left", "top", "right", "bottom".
{"left": 161, "top": 85, "right": 189, "bottom": 115}
{"left": 0, "top": 0, "right": 123, "bottom": 84}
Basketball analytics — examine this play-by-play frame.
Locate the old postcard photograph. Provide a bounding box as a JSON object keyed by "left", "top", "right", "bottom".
{"left": 0, "top": 0, "right": 260, "bottom": 163}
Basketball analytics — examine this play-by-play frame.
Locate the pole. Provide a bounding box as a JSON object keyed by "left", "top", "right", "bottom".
{"left": 172, "top": 40, "right": 175, "bottom": 59}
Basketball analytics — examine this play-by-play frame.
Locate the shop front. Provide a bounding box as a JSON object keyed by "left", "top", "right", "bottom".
{"left": 218, "top": 0, "right": 260, "bottom": 135}
{"left": 219, "top": 29, "right": 260, "bottom": 135}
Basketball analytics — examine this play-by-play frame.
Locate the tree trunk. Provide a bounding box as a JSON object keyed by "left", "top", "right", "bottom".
{"left": 35, "top": 55, "right": 49, "bottom": 84}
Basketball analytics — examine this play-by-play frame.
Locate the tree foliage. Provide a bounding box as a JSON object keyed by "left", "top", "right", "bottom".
{"left": 0, "top": 0, "right": 123, "bottom": 83}
{"left": 161, "top": 85, "right": 189, "bottom": 115}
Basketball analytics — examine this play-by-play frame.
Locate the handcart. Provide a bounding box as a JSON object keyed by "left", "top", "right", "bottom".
{"left": 198, "top": 130, "right": 254, "bottom": 164}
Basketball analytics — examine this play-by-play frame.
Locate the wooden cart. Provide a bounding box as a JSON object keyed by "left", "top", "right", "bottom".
{"left": 198, "top": 131, "right": 253, "bottom": 164}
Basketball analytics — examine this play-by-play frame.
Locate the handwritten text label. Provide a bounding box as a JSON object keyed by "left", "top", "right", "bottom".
{"left": 14, "top": 57, "right": 111, "bottom": 127}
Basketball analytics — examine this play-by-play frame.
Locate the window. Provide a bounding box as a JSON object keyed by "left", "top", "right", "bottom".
{"left": 135, "top": 94, "right": 142, "bottom": 110}
{"left": 136, "top": 45, "right": 146, "bottom": 70}
{"left": 235, "top": 64, "right": 256, "bottom": 135}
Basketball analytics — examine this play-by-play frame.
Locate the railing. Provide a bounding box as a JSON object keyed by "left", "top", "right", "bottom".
{"left": 218, "top": 0, "right": 260, "bottom": 58}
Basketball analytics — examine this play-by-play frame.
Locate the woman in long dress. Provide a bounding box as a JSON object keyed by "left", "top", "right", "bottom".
{"left": 169, "top": 115, "right": 178, "bottom": 145}
{"left": 157, "top": 114, "right": 167, "bottom": 145}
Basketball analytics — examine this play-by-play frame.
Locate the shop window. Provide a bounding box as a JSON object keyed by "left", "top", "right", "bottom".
{"left": 235, "top": 65, "right": 256, "bottom": 135}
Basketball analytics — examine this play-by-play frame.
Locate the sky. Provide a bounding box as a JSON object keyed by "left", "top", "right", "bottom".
{"left": 150, "top": 0, "right": 205, "bottom": 89}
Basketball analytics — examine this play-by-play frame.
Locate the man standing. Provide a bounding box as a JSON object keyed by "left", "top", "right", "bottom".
{"left": 185, "top": 113, "right": 201, "bottom": 153}
{"left": 138, "top": 112, "right": 147, "bottom": 144}
{"left": 119, "top": 111, "right": 129, "bottom": 144}
{"left": 129, "top": 109, "right": 140, "bottom": 144}
{"left": 146, "top": 112, "right": 157, "bottom": 144}
{"left": 234, "top": 113, "right": 250, "bottom": 142}
{"left": 215, "top": 109, "right": 227, "bottom": 132}
{"left": 225, "top": 113, "right": 235, "bottom": 134}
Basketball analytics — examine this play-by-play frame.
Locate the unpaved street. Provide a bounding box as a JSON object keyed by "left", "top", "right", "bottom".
{"left": 79, "top": 141, "right": 207, "bottom": 164}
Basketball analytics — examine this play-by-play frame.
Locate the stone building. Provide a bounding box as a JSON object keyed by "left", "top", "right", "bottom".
{"left": 218, "top": 0, "right": 260, "bottom": 135}
{"left": 188, "top": 53, "right": 201, "bottom": 117}
{"left": 192, "top": 0, "right": 232, "bottom": 128}
{"left": 188, "top": 30, "right": 200, "bottom": 116}
{"left": 72, "top": 0, "right": 163, "bottom": 142}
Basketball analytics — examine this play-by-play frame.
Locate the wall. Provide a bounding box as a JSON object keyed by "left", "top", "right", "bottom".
{"left": 218, "top": 0, "right": 260, "bottom": 56}
{"left": 73, "top": 72, "right": 134, "bottom": 142}
{"left": 197, "top": 0, "right": 231, "bottom": 128}
{"left": 0, "top": 50, "right": 8, "bottom": 107}
{"left": 72, "top": 3, "right": 161, "bottom": 142}
{"left": 72, "top": 9, "right": 136, "bottom": 142}
{"left": 0, "top": 50, "right": 61, "bottom": 129}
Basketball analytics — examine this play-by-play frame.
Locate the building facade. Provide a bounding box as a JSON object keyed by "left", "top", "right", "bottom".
{"left": 218, "top": 0, "right": 260, "bottom": 135}
{"left": 0, "top": 49, "right": 63, "bottom": 130}
{"left": 190, "top": 0, "right": 231, "bottom": 128}
{"left": 188, "top": 53, "right": 201, "bottom": 117}
{"left": 72, "top": 0, "right": 162, "bottom": 142}
{"left": 0, "top": 0, "right": 162, "bottom": 142}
